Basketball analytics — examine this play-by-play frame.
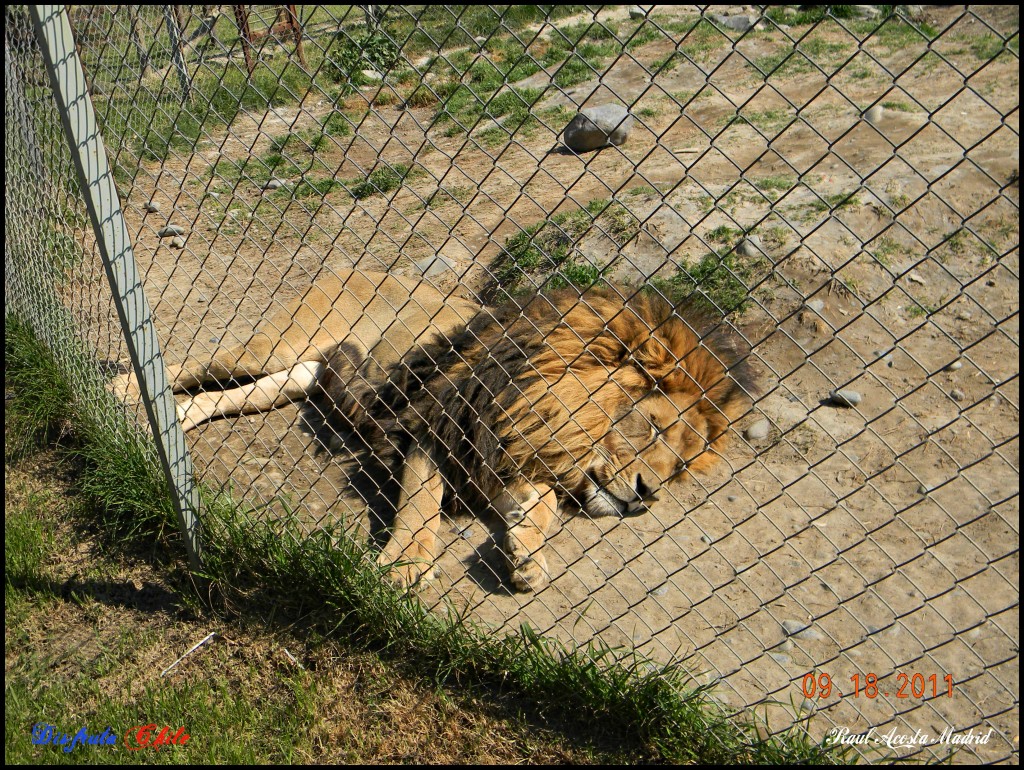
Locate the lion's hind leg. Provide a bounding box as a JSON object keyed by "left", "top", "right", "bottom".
{"left": 493, "top": 482, "right": 558, "bottom": 593}
{"left": 176, "top": 361, "right": 324, "bottom": 432}
{"left": 378, "top": 444, "right": 444, "bottom": 589}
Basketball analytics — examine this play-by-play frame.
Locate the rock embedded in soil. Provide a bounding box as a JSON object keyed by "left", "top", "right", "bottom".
{"left": 864, "top": 104, "right": 884, "bottom": 125}
{"left": 829, "top": 388, "right": 862, "bottom": 407}
{"left": 737, "top": 235, "right": 764, "bottom": 257}
{"left": 709, "top": 12, "right": 759, "bottom": 32}
{"left": 782, "top": 619, "right": 810, "bottom": 636}
{"left": 157, "top": 224, "right": 185, "bottom": 237}
{"left": 563, "top": 104, "right": 634, "bottom": 152}
{"left": 745, "top": 418, "right": 771, "bottom": 441}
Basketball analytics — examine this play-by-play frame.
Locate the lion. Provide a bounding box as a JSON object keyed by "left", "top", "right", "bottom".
{"left": 112, "top": 269, "right": 479, "bottom": 431}
{"left": 325, "top": 286, "right": 754, "bottom": 592}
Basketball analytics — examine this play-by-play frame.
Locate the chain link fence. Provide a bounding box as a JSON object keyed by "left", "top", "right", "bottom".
{"left": 6, "top": 4, "right": 1018, "bottom": 762}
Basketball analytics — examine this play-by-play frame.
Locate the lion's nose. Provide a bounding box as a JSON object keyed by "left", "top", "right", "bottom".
{"left": 634, "top": 473, "right": 660, "bottom": 502}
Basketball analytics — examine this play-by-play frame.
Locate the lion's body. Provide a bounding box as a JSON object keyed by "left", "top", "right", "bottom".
{"left": 115, "top": 269, "right": 751, "bottom": 593}
{"left": 113, "top": 269, "right": 478, "bottom": 431}
{"left": 328, "top": 288, "right": 753, "bottom": 592}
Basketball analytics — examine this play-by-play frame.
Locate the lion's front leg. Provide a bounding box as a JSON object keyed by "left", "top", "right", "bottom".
{"left": 379, "top": 444, "right": 444, "bottom": 589}
{"left": 492, "top": 482, "right": 558, "bottom": 593}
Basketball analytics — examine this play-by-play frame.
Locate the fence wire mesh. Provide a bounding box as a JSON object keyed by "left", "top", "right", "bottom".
{"left": 5, "top": 4, "right": 1019, "bottom": 762}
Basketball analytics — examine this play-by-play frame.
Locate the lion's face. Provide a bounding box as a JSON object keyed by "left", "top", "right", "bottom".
{"left": 572, "top": 387, "right": 723, "bottom": 518}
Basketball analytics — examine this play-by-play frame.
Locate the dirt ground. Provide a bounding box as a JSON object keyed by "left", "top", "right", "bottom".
{"left": 80, "top": 5, "right": 1019, "bottom": 763}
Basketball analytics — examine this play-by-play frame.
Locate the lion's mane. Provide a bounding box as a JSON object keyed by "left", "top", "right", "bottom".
{"left": 328, "top": 287, "right": 753, "bottom": 508}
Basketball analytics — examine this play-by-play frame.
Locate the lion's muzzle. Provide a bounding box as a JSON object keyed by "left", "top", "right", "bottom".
{"left": 582, "top": 472, "right": 660, "bottom": 518}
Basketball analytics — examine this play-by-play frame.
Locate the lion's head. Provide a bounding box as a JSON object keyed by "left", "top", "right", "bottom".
{"left": 351, "top": 287, "right": 753, "bottom": 519}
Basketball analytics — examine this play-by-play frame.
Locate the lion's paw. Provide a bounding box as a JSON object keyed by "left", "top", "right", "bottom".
{"left": 379, "top": 553, "right": 437, "bottom": 591}
{"left": 509, "top": 555, "right": 549, "bottom": 593}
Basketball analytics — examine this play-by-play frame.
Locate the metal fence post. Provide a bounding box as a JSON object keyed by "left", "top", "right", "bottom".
{"left": 28, "top": 4, "right": 203, "bottom": 572}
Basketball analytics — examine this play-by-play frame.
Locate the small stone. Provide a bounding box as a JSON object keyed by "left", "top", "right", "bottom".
{"left": 950, "top": 388, "right": 965, "bottom": 402}
{"left": 700, "top": 534, "right": 711, "bottom": 545}
{"left": 866, "top": 625, "right": 882, "bottom": 635}
{"left": 144, "top": 200, "right": 160, "bottom": 214}
{"left": 955, "top": 310, "right": 973, "bottom": 321}
{"left": 563, "top": 104, "right": 634, "bottom": 152}
{"left": 795, "top": 627, "right": 824, "bottom": 641}
{"left": 872, "top": 349, "right": 894, "bottom": 366}
{"left": 157, "top": 224, "right": 185, "bottom": 237}
{"left": 737, "top": 235, "right": 764, "bottom": 258}
{"left": 783, "top": 619, "right": 809, "bottom": 636}
{"left": 769, "top": 652, "right": 791, "bottom": 665}
{"left": 649, "top": 585, "right": 669, "bottom": 597}
{"left": 264, "top": 178, "right": 286, "bottom": 190}
{"left": 745, "top": 418, "right": 771, "bottom": 441}
{"left": 169, "top": 236, "right": 185, "bottom": 249}
{"left": 918, "top": 484, "right": 929, "bottom": 495}
{"left": 829, "top": 389, "right": 862, "bottom": 407}
{"left": 458, "top": 527, "right": 474, "bottom": 540}
{"left": 727, "top": 495, "right": 738, "bottom": 503}
{"left": 864, "top": 104, "right": 884, "bottom": 125}
{"left": 628, "top": 5, "right": 648, "bottom": 20}
{"left": 985, "top": 279, "right": 996, "bottom": 287}
{"left": 907, "top": 271, "right": 926, "bottom": 285}
{"left": 360, "top": 69, "right": 383, "bottom": 81}
{"left": 779, "top": 639, "right": 794, "bottom": 651}
{"left": 806, "top": 299, "right": 825, "bottom": 313}
{"left": 945, "top": 359, "right": 963, "bottom": 371}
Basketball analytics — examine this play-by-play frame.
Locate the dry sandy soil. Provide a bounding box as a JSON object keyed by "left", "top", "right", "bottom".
{"left": 72, "top": 5, "right": 1018, "bottom": 763}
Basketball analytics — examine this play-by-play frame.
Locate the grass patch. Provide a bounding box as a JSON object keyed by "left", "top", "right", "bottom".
{"left": 495, "top": 202, "right": 640, "bottom": 290}
{"left": 347, "top": 163, "right": 415, "bottom": 199}
{"left": 649, "top": 251, "right": 759, "bottom": 315}
{"left": 753, "top": 175, "right": 795, "bottom": 196}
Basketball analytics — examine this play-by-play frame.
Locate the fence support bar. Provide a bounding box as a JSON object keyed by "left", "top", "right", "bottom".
{"left": 28, "top": 4, "right": 203, "bottom": 572}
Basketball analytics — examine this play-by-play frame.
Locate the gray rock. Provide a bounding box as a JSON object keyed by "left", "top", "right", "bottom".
{"left": 950, "top": 388, "right": 965, "bottom": 402}
{"left": 745, "top": 418, "right": 771, "bottom": 441}
{"left": 795, "top": 626, "right": 824, "bottom": 641}
{"left": 563, "top": 104, "right": 634, "bottom": 152}
{"left": 709, "top": 13, "right": 758, "bottom": 32}
{"left": 853, "top": 5, "right": 882, "bottom": 19}
{"left": 264, "top": 178, "right": 286, "bottom": 190}
{"left": 864, "top": 104, "right": 884, "bottom": 125}
{"left": 829, "top": 389, "right": 862, "bottom": 407}
{"left": 782, "top": 619, "right": 810, "bottom": 636}
{"left": 157, "top": 224, "right": 185, "bottom": 237}
{"left": 806, "top": 299, "right": 825, "bottom": 313}
{"left": 945, "top": 359, "right": 963, "bottom": 371}
{"left": 360, "top": 69, "right": 383, "bottom": 81}
{"left": 628, "top": 6, "right": 649, "bottom": 20}
{"left": 918, "top": 483, "right": 929, "bottom": 495}
{"left": 769, "top": 652, "right": 791, "bottom": 665}
{"left": 144, "top": 200, "right": 161, "bottom": 214}
{"left": 737, "top": 235, "right": 763, "bottom": 258}
{"left": 169, "top": 236, "right": 186, "bottom": 249}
